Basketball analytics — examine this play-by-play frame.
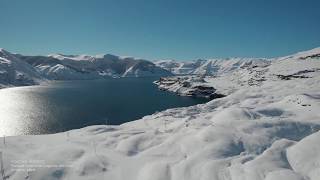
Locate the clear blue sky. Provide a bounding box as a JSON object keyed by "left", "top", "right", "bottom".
{"left": 1, "top": 0, "right": 320, "bottom": 60}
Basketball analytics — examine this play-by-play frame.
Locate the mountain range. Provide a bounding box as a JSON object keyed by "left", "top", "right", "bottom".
{"left": 1, "top": 47, "right": 319, "bottom": 88}
{"left": 0, "top": 49, "right": 172, "bottom": 88}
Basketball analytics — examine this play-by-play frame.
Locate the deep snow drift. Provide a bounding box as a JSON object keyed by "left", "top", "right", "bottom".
{"left": 0, "top": 47, "right": 320, "bottom": 180}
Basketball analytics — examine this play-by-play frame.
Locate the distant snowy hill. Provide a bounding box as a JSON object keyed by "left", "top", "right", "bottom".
{"left": 25, "top": 53, "right": 172, "bottom": 79}
{"left": 154, "top": 58, "right": 270, "bottom": 75}
{"left": 156, "top": 47, "right": 320, "bottom": 97}
{"left": 0, "top": 49, "right": 43, "bottom": 88}
{"left": 0, "top": 49, "right": 172, "bottom": 87}
{"left": 275, "top": 47, "right": 320, "bottom": 61}
{"left": 154, "top": 47, "right": 320, "bottom": 77}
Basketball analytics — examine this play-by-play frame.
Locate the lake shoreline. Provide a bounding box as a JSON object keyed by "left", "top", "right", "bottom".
{"left": 0, "top": 77, "right": 210, "bottom": 136}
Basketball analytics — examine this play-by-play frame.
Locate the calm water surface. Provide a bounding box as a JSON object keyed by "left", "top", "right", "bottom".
{"left": 0, "top": 77, "right": 209, "bottom": 135}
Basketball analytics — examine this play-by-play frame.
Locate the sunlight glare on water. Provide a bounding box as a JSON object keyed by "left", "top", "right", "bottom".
{"left": 0, "top": 79, "right": 208, "bottom": 136}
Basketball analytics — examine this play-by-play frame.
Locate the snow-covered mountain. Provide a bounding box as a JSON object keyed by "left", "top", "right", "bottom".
{"left": 25, "top": 53, "right": 172, "bottom": 79}
{"left": 154, "top": 58, "right": 270, "bottom": 75}
{"left": 0, "top": 49, "right": 43, "bottom": 88}
{"left": 1, "top": 47, "right": 320, "bottom": 180}
{"left": 156, "top": 47, "right": 320, "bottom": 97}
{"left": 275, "top": 47, "right": 320, "bottom": 61}
{"left": 0, "top": 49, "right": 173, "bottom": 87}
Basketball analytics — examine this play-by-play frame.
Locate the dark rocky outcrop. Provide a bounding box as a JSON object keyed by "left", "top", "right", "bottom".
{"left": 276, "top": 74, "right": 310, "bottom": 80}
{"left": 155, "top": 76, "right": 225, "bottom": 99}
{"left": 275, "top": 68, "right": 320, "bottom": 80}
{"left": 186, "top": 85, "right": 225, "bottom": 99}
{"left": 299, "top": 53, "right": 320, "bottom": 60}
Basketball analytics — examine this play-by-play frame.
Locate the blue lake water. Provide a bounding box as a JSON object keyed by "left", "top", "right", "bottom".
{"left": 0, "top": 77, "right": 209, "bottom": 136}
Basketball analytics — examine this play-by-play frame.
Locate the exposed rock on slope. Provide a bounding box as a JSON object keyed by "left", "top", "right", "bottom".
{"left": 155, "top": 76, "right": 225, "bottom": 99}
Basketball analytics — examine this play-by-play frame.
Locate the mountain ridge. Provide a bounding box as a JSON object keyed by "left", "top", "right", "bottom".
{"left": 1, "top": 47, "right": 319, "bottom": 88}
{"left": 0, "top": 49, "right": 173, "bottom": 87}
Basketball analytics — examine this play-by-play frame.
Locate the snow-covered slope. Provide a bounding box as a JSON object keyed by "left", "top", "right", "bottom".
{"left": 154, "top": 58, "right": 270, "bottom": 75}
{"left": 156, "top": 47, "right": 320, "bottom": 97}
{"left": 0, "top": 49, "right": 43, "bottom": 88}
{"left": 275, "top": 47, "right": 320, "bottom": 61}
{"left": 0, "top": 48, "right": 319, "bottom": 180}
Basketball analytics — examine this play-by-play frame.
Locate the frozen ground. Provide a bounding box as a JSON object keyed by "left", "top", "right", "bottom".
{"left": 0, "top": 48, "right": 320, "bottom": 180}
